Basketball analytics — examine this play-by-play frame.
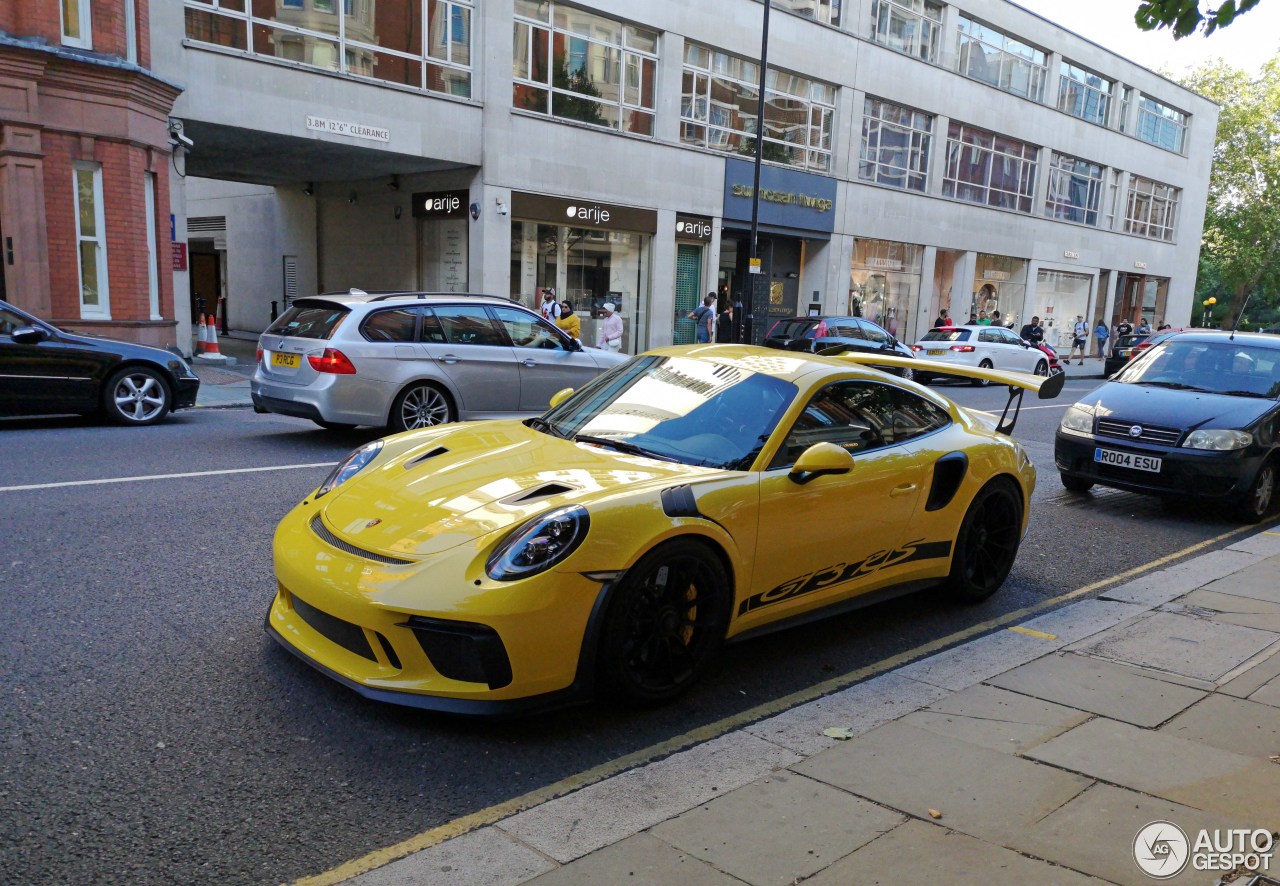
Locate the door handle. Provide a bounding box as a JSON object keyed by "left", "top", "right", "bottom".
{"left": 522, "top": 358, "right": 537, "bottom": 367}
{"left": 440, "top": 354, "right": 459, "bottom": 365}
{"left": 889, "top": 483, "right": 917, "bottom": 497}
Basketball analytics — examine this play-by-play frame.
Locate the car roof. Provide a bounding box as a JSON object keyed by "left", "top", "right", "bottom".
{"left": 1157, "top": 330, "right": 1280, "bottom": 347}
{"left": 642, "top": 343, "right": 907, "bottom": 385}
{"left": 293, "top": 290, "right": 517, "bottom": 308}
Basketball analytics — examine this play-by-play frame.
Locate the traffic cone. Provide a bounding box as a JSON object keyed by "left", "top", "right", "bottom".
{"left": 205, "top": 311, "right": 222, "bottom": 357}
{"left": 196, "top": 312, "right": 207, "bottom": 354}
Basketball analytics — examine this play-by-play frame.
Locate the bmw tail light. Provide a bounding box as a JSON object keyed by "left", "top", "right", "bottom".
{"left": 950, "top": 345, "right": 976, "bottom": 352}
{"left": 309, "top": 348, "right": 357, "bottom": 374}
{"left": 256, "top": 346, "right": 263, "bottom": 362}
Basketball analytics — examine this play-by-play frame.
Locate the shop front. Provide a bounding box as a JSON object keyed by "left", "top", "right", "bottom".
{"left": 849, "top": 240, "right": 923, "bottom": 340}
{"left": 509, "top": 192, "right": 656, "bottom": 353}
{"left": 721, "top": 157, "right": 836, "bottom": 344}
{"left": 1114, "top": 272, "right": 1169, "bottom": 328}
{"left": 1032, "top": 269, "right": 1094, "bottom": 350}
{"left": 413, "top": 189, "right": 470, "bottom": 291}
{"left": 673, "top": 214, "right": 714, "bottom": 344}
{"left": 971, "top": 254, "right": 1029, "bottom": 329}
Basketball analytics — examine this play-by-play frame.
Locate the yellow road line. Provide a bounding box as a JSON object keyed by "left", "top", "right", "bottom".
{"left": 1008, "top": 626, "right": 1059, "bottom": 640}
{"left": 296, "top": 521, "right": 1269, "bottom": 885}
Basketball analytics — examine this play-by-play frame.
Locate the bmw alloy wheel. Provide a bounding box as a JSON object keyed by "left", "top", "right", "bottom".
{"left": 392, "top": 383, "right": 453, "bottom": 431}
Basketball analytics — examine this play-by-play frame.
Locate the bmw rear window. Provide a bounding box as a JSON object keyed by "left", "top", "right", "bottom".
{"left": 920, "top": 329, "right": 970, "bottom": 342}
{"left": 264, "top": 302, "right": 349, "bottom": 340}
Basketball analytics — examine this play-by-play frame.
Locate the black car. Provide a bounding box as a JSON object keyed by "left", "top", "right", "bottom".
{"left": 1104, "top": 333, "right": 1150, "bottom": 378}
{"left": 1055, "top": 331, "right": 1280, "bottom": 522}
{"left": 0, "top": 298, "right": 199, "bottom": 425}
{"left": 764, "top": 315, "right": 916, "bottom": 377}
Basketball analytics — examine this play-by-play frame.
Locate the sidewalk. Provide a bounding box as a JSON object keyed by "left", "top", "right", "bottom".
{"left": 339, "top": 528, "right": 1280, "bottom": 886}
{"left": 189, "top": 331, "right": 255, "bottom": 408}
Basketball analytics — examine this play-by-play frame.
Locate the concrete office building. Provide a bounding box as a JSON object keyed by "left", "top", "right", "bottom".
{"left": 153, "top": 0, "right": 1216, "bottom": 356}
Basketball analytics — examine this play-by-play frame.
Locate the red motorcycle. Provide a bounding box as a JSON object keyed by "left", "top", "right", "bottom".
{"left": 1034, "top": 340, "right": 1066, "bottom": 376}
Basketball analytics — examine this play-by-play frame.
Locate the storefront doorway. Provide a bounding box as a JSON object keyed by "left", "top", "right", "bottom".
{"left": 1114, "top": 273, "right": 1168, "bottom": 327}
{"left": 720, "top": 232, "right": 801, "bottom": 344}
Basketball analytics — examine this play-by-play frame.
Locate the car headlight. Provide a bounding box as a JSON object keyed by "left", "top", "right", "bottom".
{"left": 315, "top": 440, "right": 383, "bottom": 497}
{"left": 1059, "top": 403, "right": 1095, "bottom": 435}
{"left": 1181, "top": 429, "right": 1252, "bottom": 451}
{"left": 486, "top": 506, "right": 590, "bottom": 581}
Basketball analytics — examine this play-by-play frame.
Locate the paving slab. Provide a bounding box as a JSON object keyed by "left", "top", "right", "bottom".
{"left": 1068, "top": 610, "right": 1280, "bottom": 682}
{"left": 1219, "top": 647, "right": 1280, "bottom": 700}
{"left": 1175, "top": 589, "right": 1280, "bottom": 633}
{"left": 1250, "top": 671, "right": 1280, "bottom": 708}
{"left": 986, "top": 652, "right": 1206, "bottom": 727}
{"left": 347, "top": 827, "right": 554, "bottom": 886}
{"left": 526, "top": 832, "right": 738, "bottom": 886}
{"left": 500, "top": 730, "right": 801, "bottom": 864}
{"left": 894, "top": 629, "right": 1056, "bottom": 691}
{"left": 1200, "top": 555, "right": 1280, "bottom": 606}
{"left": 649, "top": 771, "right": 903, "bottom": 886}
{"left": 903, "top": 684, "right": 1092, "bottom": 755}
{"left": 1159, "top": 693, "right": 1280, "bottom": 761}
{"left": 1225, "top": 529, "right": 1280, "bottom": 557}
{"left": 804, "top": 818, "right": 1105, "bottom": 886}
{"left": 743, "top": 671, "right": 948, "bottom": 756}
{"left": 1015, "top": 782, "right": 1253, "bottom": 886}
{"left": 792, "top": 720, "right": 1092, "bottom": 845}
{"left": 1100, "top": 549, "right": 1265, "bottom": 606}
{"left": 1024, "top": 717, "right": 1280, "bottom": 822}
{"left": 1017, "top": 599, "right": 1148, "bottom": 645}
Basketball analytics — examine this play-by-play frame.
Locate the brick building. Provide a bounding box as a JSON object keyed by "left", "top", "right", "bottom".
{"left": 1, "top": 0, "right": 182, "bottom": 350}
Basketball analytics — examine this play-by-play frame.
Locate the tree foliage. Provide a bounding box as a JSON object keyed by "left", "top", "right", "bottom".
{"left": 1180, "top": 58, "right": 1280, "bottom": 326}
{"left": 1136, "top": 0, "right": 1263, "bottom": 38}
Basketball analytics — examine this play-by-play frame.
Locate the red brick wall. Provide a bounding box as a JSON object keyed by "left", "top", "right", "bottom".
{"left": 2, "top": 1, "right": 150, "bottom": 68}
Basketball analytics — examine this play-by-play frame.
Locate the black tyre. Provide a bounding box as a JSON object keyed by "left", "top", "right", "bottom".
{"left": 103, "top": 366, "right": 171, "bottom": 426}
{"left": 1060, "top": 473, "right": 1094, "bottom": 493}
{"left": 1232, "top": 460, "right": 1277, "bottom": 524}
{"left": 970, "top": 359, "right": 994, "bottom": 387}
{"left": 598, "top": 538, "right": 729, "bottom": 706}
{"left": 943, "top": 478, "right": 1023, "bottom": 603}
{"left": 897, "top": 366, "right": 915, "bottom": 383}
{"left": 1033, "top": 360, "right": 1049, "bottom": 377}
{"left": 314, "top": 419, "right": 358, "bottom": 431}
{"left": 390, "top": 382, "right": 454, "bottom": 432}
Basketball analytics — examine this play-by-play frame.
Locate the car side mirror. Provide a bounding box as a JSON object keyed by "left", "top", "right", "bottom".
{"left": 549, "top": 387, "right": 574, "bottom": 409}
{"left": 788, "top": 442, "right": 854, "bottom": 485}
{"left": 12, "top": 326, "right": 48, "bottom": 345}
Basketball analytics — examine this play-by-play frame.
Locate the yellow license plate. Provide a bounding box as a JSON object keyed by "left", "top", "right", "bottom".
{"left": 926, "top": 348, "right": 945, "bottom": 356}
{"left": 272, "top": 352, "right": 300, "bottom": 368}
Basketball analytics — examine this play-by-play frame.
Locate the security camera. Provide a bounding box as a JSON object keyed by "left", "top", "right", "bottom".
{"left": 171, "top": 131, "right": 194, "bottom": 150}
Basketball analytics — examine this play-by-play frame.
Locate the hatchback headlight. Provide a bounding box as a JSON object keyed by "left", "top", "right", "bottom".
{"left": 487, "top": 506, "right": 589, "bottom": 581}
{"left": 1182, "top": 429, "right": 1252, "bottom": 451}
{"left": 316, "top": 440, "right": 383, "bottom": 497}
{"left": 1059, "top": 403, "right": 1095, "bottom": 435}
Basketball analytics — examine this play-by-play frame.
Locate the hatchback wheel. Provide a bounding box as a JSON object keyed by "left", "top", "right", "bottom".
{"left": 1232, "top": 460, "right": 1277, "bottom": 523}
{"left": 1033, "top": 360, "right": 1049, "bottom": 377}
{"left": 103, "top": 366, "right": 171, "bottom": 426}
{"left": 390, "top": 383, "right": 454, "bottom": 431}
{"left": 598, "top": 539, "right": 728, "bottom": 706}
{"left": 944, "top": 479, "right": 1022, "bottom": 602}
{"left": 970, "top": 359, "right": 994, "bottom": 387}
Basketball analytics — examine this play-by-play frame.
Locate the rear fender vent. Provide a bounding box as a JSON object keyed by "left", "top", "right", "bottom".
{"left": 405, "top": 446, "right": 449, "bottom": 469}
{"left": 926, "top": 452, "right": 969, "bottom": 512}
{"left": 499, "top": 483, "right": 576, "bottom": 505}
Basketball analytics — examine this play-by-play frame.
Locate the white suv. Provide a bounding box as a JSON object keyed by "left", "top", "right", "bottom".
{"left": 251, "top": 291, "right": 626, "bottom": 430}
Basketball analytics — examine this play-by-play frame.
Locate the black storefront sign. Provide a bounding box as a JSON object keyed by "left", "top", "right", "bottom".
{"left": 511, "top": 192, "right": 657, "bottom": 233}
{"left": 675, "top": 214, "right": 713, "bottom": 241}
{"left": 412, "top": 189, "right": 470, "bottom": 219}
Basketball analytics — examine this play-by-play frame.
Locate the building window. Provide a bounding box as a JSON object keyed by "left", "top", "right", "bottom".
{"left": 775, "top": 0, "right": 841, "bottom": 27}
{"left": 125, "top": 0, "right": 138, "bottom": 62}
{"left": 1125, "top": 175, "right": 1179, "bottom": 241}
{"left": 859, "top": 97, "right": 931, "bottom": 191}
{"left": 74, "top": 163, "right": 110, "bottom": 319}
{"left": 1117, "top": 85, "right": 1133, "bottom": 133}
{"left": 513, "top": 2, "right": 658, "bottom": 136}
{"left": 1058, "top": 61, "right": 1112, "bottom": 126}
{"left": 955, "top": 16, "right": 1047, "bottom": 101}
{"left": 943, "top": 122, "right": 1038, "bottom": 213}
{"left": 870, "top": 0, "right": 943, "bottom": 63}
{"left": 61, "top": 0, "right": 93, "bottom": 48}
{"left": 145, "top": 172, "right": 161, "bottom": 319}
{"left": 1137, "top": 96, "right": 1188, "bottom": 152}
{"left": 681, "top": 43, "right": 835, "bottom": 172}
{"left": 183, "top": 0, "right": 473, "bottom": 99}
{"left": 1044, "top": 152, "right": 1103, "bottom": 226}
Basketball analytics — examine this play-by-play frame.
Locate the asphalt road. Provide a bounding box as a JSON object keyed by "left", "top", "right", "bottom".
{"left": 0, "top": 375, "right": 1256, "bottom": 885}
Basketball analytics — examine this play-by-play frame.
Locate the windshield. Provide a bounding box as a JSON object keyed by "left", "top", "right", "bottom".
{"left": 264, "top": 302, "right": 349, "bottom": 340}
{"left": 540, "top": 355, "right": 798, "bottom": 470}
{"left": 1119, "top": 340, "right": 1280, "bottom": 398}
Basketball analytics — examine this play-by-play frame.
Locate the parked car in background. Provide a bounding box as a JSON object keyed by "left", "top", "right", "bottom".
{"left": 910, "top": 324, "right": 1050, "bottom": 385}
{"left": 252, "top": 291, "right": 627, "bottom": 431}
{"left": 1056, "top": 331, "right": 1280, "bottom": 522}
{"left": 1104, "top": 333, "right": 1150, "bottom": 377}
{"left": 0, "top": 298, "right": 199, "bottom": 425}
{"left": 764, "top": 315, "right": 916, "bottom": 378}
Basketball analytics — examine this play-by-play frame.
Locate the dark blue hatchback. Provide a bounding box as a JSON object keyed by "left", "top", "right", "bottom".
{"left": 1055, "top": 331, "right": 1280, "bottom": 522}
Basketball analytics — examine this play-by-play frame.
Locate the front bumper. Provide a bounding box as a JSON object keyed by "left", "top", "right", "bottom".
{"left": 173, "top": 376, "right": 200, "bottom": 410}
{"left": 1055, "top": 431, "right": 1262, "bottom": 500}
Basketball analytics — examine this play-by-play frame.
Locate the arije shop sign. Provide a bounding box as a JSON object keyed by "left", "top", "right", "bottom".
{"left": 511, "top": 192, "right": 657, "bottom": 233}
{"left": 412, "top": 189, "right": 469, "bottom": 218}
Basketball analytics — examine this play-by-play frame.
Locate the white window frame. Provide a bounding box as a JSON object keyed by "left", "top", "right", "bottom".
{"left": 956, "top": 16, "right": 1048, "bottom": 101}
{"left": 124, "top": 0, "right": 138, "bottom": 62}
{"left": 1058, "top": 61, "right": 1112, "bottom": 127}
{"left": 870, "top": 0, "right": 943, "bottom": 63}
{"left": 1044, "top": 152, "right": 1104, "bottom": 226}
{"left": 74, "top": 162, "right": 110, "bottom": 319}
{"left": 1136, "top": 96, "right": 1188, "bottom": 153}
{"left": 145, "top": 172, "right": 161, "bottom": 320}
{"left": 1124, "top": 175, "right": 1179, "bottom": 242}
{"left": 859, "top": 96, "right": 932, "bottom": 191}
{"left": 61, "top": 0, "right": 93, "bottom": 49}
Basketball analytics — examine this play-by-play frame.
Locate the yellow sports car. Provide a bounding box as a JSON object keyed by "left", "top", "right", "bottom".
{"left": 266, "top": 345, "right": 1062, "bottom": 715}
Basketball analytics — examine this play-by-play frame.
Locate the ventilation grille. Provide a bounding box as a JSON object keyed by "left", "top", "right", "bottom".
{"left": 405, "top": 446, "right": 449, "bottom": 469}
{"left": 500, "top": 483, "right": 575, "bottom": 505}
{"left": 309, "top": 513, "right": 413, "bottom": 565}
{"left": 1096, "top": 419, "right": 1182, "bottom": 446}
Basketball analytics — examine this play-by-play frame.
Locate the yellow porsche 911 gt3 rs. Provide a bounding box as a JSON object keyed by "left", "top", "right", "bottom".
{"left": 266, "top": 345, "right": 1062, "bottom": 716}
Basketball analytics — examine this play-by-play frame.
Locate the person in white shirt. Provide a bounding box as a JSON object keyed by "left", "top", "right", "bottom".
{"left": 1069, "top": 315, "right": 1088, "bottom": 365}
{"left": 540, "top": 288, "right": 560, "bottom": 322}
{"left": 597, "top": 302, "right": 623, "bottom": 352}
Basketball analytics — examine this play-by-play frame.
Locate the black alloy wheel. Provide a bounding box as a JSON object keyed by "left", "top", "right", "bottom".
{"left": 390, "top": 382, "right": 454, "bottom": 432}
{"left": 1233, "top": 460, "right": 1278, "bottom": 524}
{"left": 103, "top": 366, "right": 172, "bottom": 426}
{"left": 598, "top": 538, "right": 728, "bottom": 706}
{"left": 970, "top": 359, "right": 994, "bottom": 387}
{"left": 944, "top": 478, "right": 1023, "bottom": 602}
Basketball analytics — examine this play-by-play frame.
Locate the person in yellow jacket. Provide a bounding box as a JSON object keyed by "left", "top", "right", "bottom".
{"left": 556, "top": 299, "right": 581, "bottom": 341}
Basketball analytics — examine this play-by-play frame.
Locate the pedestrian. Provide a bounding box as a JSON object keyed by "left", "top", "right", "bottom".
{"left": 991, "top": 310, "right": 1004, "bottom": 328}
{"left": 1157, "top": 318, "right": 1171, "bottom": 331}
{"left": 977, "top": 311, "right": 992, "bottom": 326}
{"left": 688, "top": 293, "right": 717, "bottom": 343}
{"left": 597, "top": 301, "right": 623, "bottom": 352}
{"left": 934, "top": 308, "right": 950, "bottom": 328}
{"left": 1069, "top": 315, "right": 1088, "bottom": 365}
{"left": 540, "top": 288, "right": 560, "bottom": 322}
{"left": 1136, "top": 317, "right": 1152, "bottom": 335}
{"left": 716, "top": 302, "right": 736, "bottom": 342}
{"left": 1019, "top": 315, "right": 1044, "bottom": 346}
{"left": 1094, "top": 318, "right": 1109, "bottom": 359}
{"left": 1116, "top": 317, "right": 1133, "bottom": 338}
{"left": 556, "top": 299, "right": 580, "bottom": 340}
{"left": 968, "top": 312, "right": 978, "bottom": 324}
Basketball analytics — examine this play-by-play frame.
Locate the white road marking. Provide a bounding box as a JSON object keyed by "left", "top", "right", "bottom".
{"left": 0, "top": 462, "right": 334, "bottom": 493}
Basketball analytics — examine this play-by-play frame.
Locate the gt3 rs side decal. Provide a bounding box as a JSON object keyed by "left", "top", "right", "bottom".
{"left": 738, "top": 539, "right": 953, "bottom": 615}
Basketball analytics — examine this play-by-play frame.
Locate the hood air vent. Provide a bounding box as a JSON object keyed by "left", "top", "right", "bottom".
{"left": 405, "top": 446, "right": 448, "bottom": 469}
{"left": 500, "top": 483, "right": 576, "bottom": 505}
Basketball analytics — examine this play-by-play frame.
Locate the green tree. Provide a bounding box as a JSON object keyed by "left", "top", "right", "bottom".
{"left": 1136, "top": 0, "right": 1264, "bottom": 38}
{"left": 1182, "top": 58, "right": 1280, "bottom": 327}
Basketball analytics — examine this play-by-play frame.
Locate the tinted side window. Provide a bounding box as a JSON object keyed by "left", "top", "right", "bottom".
{"left": 998, "top": 329, "right": 1022, "bottom": 345}
{"left": 979, "top": 329, "right": 998, "bottom": 343}
{"left": 887, "top": 388, "right": 951, "bottom": 442}
{"left": 417, "top": 308, "right": 446, "bottom": 343}
{"left": 0, "top": 306, "right": 29, "bottom": 337}
{"left": 825, "top": 321, "right": 864, "bottom": 339}
{"left": 491, "top": 305, "right": 569, "bottom": 350}
{"left": 857, "top": 320, "right": 890, "bottom": 344}
{"left": 264, "top": 303, "right": 349, "bottom": 340}
{"left": 434, "top": 305, "right": 506, "bottom": 346}
{"left": 360, "top": 308, "right": 417, "bottom": 343}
